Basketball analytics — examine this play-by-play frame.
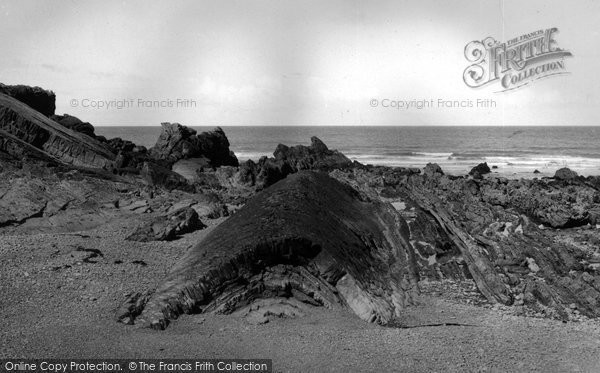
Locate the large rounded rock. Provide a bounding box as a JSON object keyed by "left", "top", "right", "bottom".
{"left": 120, "top": 171, "right": 419, "bottom": 329}
{"left": 554, "top": 167, "right": 578, "bottom": 181}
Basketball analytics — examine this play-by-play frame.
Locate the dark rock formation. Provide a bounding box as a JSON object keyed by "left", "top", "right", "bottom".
{"left": 50, "top": 114, "right": 95, "bottom": 138}
{"left": 273, "top": 137, "right": 352, "bottom": 171}
{"left": 423, "top": 163, "right": 444, "bottom": 177}
{"left": 0, "top": 83, "right": 56, "bottom": 116}
{"left": 555, "top": 167, "right": 578, "bottom": 181}
{"left": 469, "top": 162, "right": 491, "bottom": 178}
{"left": 126, "top": 207, "right": 205, "bottom": 242}
{"left": 0, "top": 93, "right": 115, "bottom": 169}
{"left": 149, "top": 123, "right": 238, "bottom": 167}
{"left": 332, "top": 167, "right": 600, "bottom": 320}
{"left": 119, "top": 171, "right": 420, "bottom": 329}
{"left": 237, "top": 137, "right": 353, "bottom": 189}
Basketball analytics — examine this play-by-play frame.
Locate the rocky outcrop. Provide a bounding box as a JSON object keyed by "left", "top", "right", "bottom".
{"left": 0, "top": 83, "right": 56, "bottom": 116}
{"left": 272, "top": 136, "right": 352, "bottom": 172}
{"left": 469, "top": 162, "right": 491, "bottom": 178}
{"left": 217, "top": 136, "right": 353, "bottom": 190}
{"left": 118, "top": 171, "right": 420, "bottom": 329}
{"left": 423, "top": 162, "right": 444, "bottom": 177}
{"left": 0, "top": 93, "right": 115, "bottom": 169}
{"left": 126, "top": 207, "right": 205, "bottom": 242}
{"left": 331, "top": 165, "right": 600, "bottom": 320}
{"left": 50, "top": 114, "right": 95, "bottom": 138}
{"left": 149, "top": 123, "right": 238, "bottom": 167}
{"left": 554, "top": 167, "right": 578, "bottom": 181}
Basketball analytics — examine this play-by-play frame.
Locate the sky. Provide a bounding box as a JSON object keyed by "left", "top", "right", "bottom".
{"left": 1, "top": 0, "right": 598, "bottom": 126}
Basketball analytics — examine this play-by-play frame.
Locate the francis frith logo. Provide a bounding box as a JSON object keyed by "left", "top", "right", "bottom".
{"left": 463, "top": 27, "right": 572, "bottom": 92}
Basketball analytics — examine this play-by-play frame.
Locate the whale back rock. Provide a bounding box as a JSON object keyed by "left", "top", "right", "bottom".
{"left": 127, "top": 171, "right": 420, "bottom": 329}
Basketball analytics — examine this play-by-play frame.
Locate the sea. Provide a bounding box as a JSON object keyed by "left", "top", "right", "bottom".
{"left": 94, "top": 126, "right": 600, "bottom": 178}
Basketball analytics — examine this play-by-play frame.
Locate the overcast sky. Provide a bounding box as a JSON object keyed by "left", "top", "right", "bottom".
{"left": 1, "top": 0, "right": 598, "bottom": 126}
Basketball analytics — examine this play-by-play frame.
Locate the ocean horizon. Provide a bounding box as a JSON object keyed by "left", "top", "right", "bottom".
{"left": 95, "top": 125, "right": 600, "bottom": 177}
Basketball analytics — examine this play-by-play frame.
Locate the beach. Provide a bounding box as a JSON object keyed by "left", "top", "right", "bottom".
{"left": 2, "top": 217, "right": 600, "bottom": 372}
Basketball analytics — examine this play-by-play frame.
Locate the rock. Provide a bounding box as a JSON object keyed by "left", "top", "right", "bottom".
{"left": 554, "top": 167, "right": 578, "bottom": 181}
{"left": 246, "top": 137, "right": 353, "bottom": 189}
{"left": 126, "top": 172, "right": 419, "bottom": 329}
{"left": 140, "top": 162, "right": 193, "bottom": 192}
{"left": 525, "top": 257, "right": 540, "bottom": 273}
{"left": 533, "top": 169, "right": 541, "bottom": 174}
{"left": 235, "top": 159, "right": 257, "bottom": 187}
{"left": 0, "top": 93, "right": 116, "bottom": 169}
{"left": 423, "top": 163, "right": 444, "bottom": 177}
{"left": 126, "top": 207, "right": 206, "bottom": 242}
{"left": 0, "top": 83, "right": 56, "bottom": 116}
{"left": 116, "top": 290, "right": 155, "bottom": 324}
{"left": 105, "top": 137, "right": 143, "bottom": 154}
{"left": 360, "top": 168, "right": 600, "bottom": 319}
{"left": 273, "top": 136, "right": 352, "bottom": 172}
{"left": 469, "top": 162, "right": 491, "bottom": 177}
{"left": 50, "top": 114, "right": 95, "bottom": 138}
{"left": 255, "top": 157, "right": 295, "bottom": 188}
{"left": 149, "top": 123, "right": 238, "bottom": 167}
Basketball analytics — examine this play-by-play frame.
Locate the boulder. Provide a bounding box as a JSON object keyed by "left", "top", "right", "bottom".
{"left": 423, "top": 163, "right": 444, "bottom": 177}
{"left": 120, "top": 171, "right": 419, "bottom": 329}
{"left": 469, "top": 162, "right": 491, "bottom": 177}
{"left": 149, "top": 123, "right": 238, "bottom": 167}
{"left": 126, "top": 207, "right": 205, "bottom": 242}
{"left": 0, "top": 83, "right": 56, "bottom": 116}
{"left": 554, "top": 167, "right": 578, "bottom": 181}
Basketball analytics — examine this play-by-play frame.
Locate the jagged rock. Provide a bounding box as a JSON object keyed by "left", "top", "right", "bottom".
{"left": 534, "top": 169, "right": 541, "bottom": 174}
{"left": 50, "top": 114, "right": 95, "bottom": 138}
{"left": 469, "top": 162, "right": 491, "bottom": 177}
{"left": 255, "top": 157, "right": 294, "bottom": 188}
{"left": 126, "top": 207, "right": 205, "bottom": 242}
{"left": 149, "top": 123, "right": 238, "bottom": 167}
{"left": 332, "top": 167, "right": 600, "bottom": 320}
{"left": 554, "top": 167, "right": 578, "bottom": 181}
{"left": 0, "top": 83, "right": 56, "bottom": 116}
{"left": 423, "top": 163, "right": 444, "bottom": 177}
{"left": 0, "top": 93, "right": 115, "bottom": 169}
{"left": 243, "top": 137, "right": 353, "bottom": 189}
{"left": 235, "top": 159, "right": 257, "bottom": 187}
{"left": 121, "top": 171, "right": 419, "bottom": 329}
{"left": 273, "top": 136, "right": 352, "bottom": 172}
